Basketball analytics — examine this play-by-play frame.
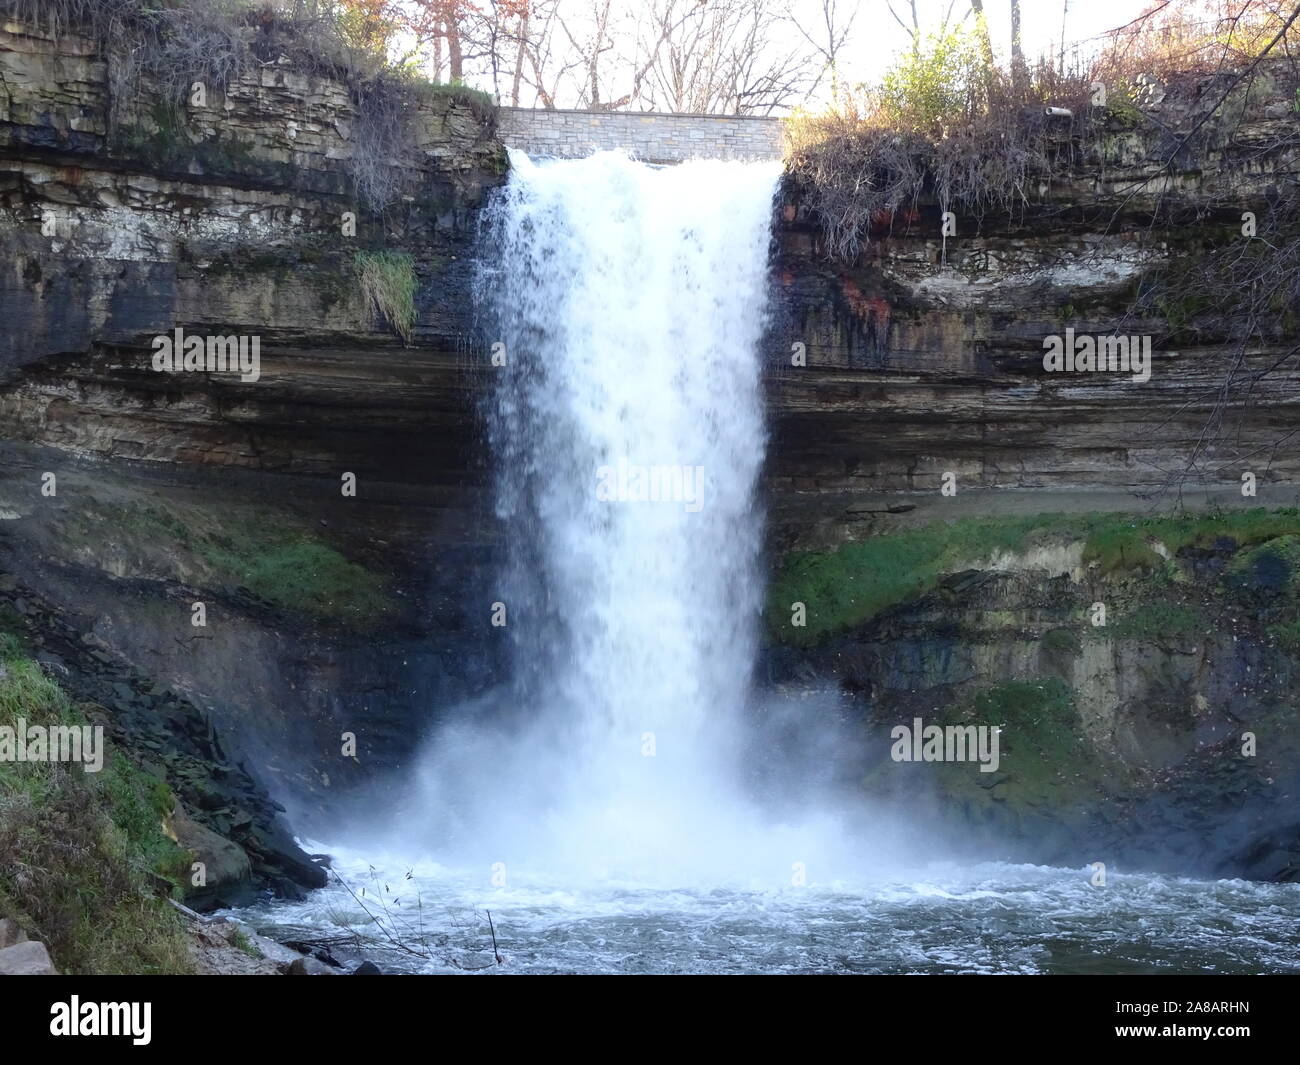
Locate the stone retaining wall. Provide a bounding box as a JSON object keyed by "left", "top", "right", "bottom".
{"left": 497, "top": 107, "right": 783, "bottom": 163}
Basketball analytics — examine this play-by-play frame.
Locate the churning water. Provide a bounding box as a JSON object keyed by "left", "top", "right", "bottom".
{"left": 237, "top": 852, "right": 1300, "bottom": 974}
{"left": 231, "top": 151, "right": 1300, "bottom": 973}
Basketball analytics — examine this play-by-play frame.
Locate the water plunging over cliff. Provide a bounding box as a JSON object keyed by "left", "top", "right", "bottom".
{"left": 408, "top": 150, "right": 832, "bottom": 882}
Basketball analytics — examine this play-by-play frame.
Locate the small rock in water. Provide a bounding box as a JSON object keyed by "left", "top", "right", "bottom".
{"left": 352, "top": 961, "right": 383, "bottom": 975}
{"left": 287, "top": 956, "right": 338, "bottom": 975}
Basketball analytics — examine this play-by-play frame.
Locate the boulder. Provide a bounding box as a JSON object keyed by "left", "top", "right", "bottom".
{"left": 287, "top": 956, "right": 338, "bottom": 975}
{"left": 245, "top": 931, "right": 308, "bottom": 969}
{"left": 167, "top": 801, "right": 255, "bottom": 910}
{"left": 0, "top": 940, "right": 58, "bottom": 975}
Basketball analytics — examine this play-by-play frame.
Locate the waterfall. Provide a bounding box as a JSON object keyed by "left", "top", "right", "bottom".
{"left": 406, "top": 150, "right": 791, "bottom": 883}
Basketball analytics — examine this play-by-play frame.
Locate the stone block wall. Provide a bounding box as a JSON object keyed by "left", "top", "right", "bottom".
{"left": 497, "top": 107, "right": 783, "bottom": 163}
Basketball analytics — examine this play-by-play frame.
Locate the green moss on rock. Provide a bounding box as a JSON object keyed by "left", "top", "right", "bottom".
{"left": 1110, "top": 601, "right": 1209, "bottom": 640}
{"left": 69, "top": 501, "right": 394, "bottom": 630}
{"left": 938, "top": 677, "right": 1120, "bottom": 822}
{"left": 769, "top": 507, "right": 1300, "bottom": 645}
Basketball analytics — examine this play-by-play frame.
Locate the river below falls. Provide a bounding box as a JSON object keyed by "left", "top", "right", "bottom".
{"left": 226, "top": 852, "right": 1300, "bottom": 975}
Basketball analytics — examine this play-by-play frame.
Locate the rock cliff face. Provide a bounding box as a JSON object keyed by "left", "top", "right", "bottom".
{"left": 768, "top": 64, "right": 1300, "bottom": 548}
{"left": 2, "top": 14, "right": 1299, "bottom": 887}
{"left": 763, "top": 69, "right": 1300, "bottom": 879}
{"left": 0, "top": 15, "right": 507, "bottom": 898}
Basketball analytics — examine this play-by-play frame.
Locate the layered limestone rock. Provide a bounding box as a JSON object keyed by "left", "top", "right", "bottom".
{"left": 0, "top": 15, "right": 504, "bottom": 874}
{"left": 769, "top": 63, "right": 1300, "bottom": 548}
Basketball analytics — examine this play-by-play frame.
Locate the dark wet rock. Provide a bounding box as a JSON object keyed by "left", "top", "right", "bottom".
{"left": 763, "top": 527, "right": 1300, "bottom": 883}
{"left": 169, "top": 801, "right": 255, "bottom": 910}
{"left": 287, "top": 956, "right": 339, "bottom": 976}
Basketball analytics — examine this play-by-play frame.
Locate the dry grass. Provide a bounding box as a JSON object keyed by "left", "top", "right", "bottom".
{"left": 784, "top": 66, "right": 1094, "bottom": 260}
{"left": 784, "top": 1, "right": 1300, "bottom": 261}
{"left": 1093, "top": 0, "right": 1300, "bottom": 83}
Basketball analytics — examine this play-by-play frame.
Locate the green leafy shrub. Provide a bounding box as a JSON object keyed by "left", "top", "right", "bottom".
{"left": 879, "top": 25, "right": 990, "bottom": 135}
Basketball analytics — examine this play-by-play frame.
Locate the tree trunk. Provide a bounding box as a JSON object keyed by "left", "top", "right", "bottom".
{"left": 1010, "top": 0, "right": 1024, "bottom": 88}
{"left": 511, "top": 14, "right": 528, "bottom": 106}
{"left": 969, "top": 0, "right": 996, "bottom": 102}
{"left": 447, "top": 19, "right": 464, "bottom": 82}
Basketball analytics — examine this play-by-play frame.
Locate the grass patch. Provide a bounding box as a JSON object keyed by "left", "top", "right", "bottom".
{"left": 1040, "top": 627, "right": 1081, "bottom": 654}
{"left": 121, "top": 500, "right": 392, "bottom": 627}
{"left": 769, "top": 508, "right": 1300, "bottom": 645}
{"left": 1268, "top": 616, "right": 1300, "bottom": 652}
{"left": 1080, "top": 523, "right": 1166, "bottom": 576}
{"left": 408, "top": 78, "right": 497, "bottom": 120}
{"left": 770, "top": 513, "right": 1075, "bottom": 646}
{"left": 865, "top": 676, "right": 1119, "bottom": 822}
{"left": 1223, "top": 534, "right": 1300, "bottom": 595}
{"left": 355, "top": 250, "right": 417, "bottom": 343}
{"left": 229, "top": 927, "right": 261, "bottom": 958}
{"left": 66, "top": 500, "right": 394, "bottom": 629}
{"left": 0, "top": 634, "right": 193, "bottom": 974}
{"left": 1109, "top": 601, "right": 1208, "bottom": 640}
{"left": 1087, "top": 509, "right": 1300, "bottom": 571}
{"left": 200, "top": 533, "right": 392, "bottom": 628}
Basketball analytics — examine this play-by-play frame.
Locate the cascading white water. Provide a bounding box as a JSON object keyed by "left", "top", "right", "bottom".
{"left": 408, "top": 150, "right": 807, "bottom": 883}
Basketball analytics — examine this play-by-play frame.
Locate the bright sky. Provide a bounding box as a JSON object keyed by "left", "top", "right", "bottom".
{"left": 821, "top": 0, "right": 1156, "bottom": 96}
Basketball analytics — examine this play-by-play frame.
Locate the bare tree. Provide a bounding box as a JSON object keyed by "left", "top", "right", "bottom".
{"left": 969, "top": 0, "right": 996, "bottom": 70}
{"left": 887, "top": 0, "right": 921, "bottom": 54}
{"left": 442, "top": 0, "right": 819, "bottom": 113}
{"left": 1010, "top": 0, "right": 1025, "bottom": 86}
{"left": 634, "top": 0, "right": 811, "bottom": 114}
{"left": 786, "top": 0, "right": 861, "bottom": 100}
{"left": 1059, "top": 0, "right": 1070, "bottom": 72}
